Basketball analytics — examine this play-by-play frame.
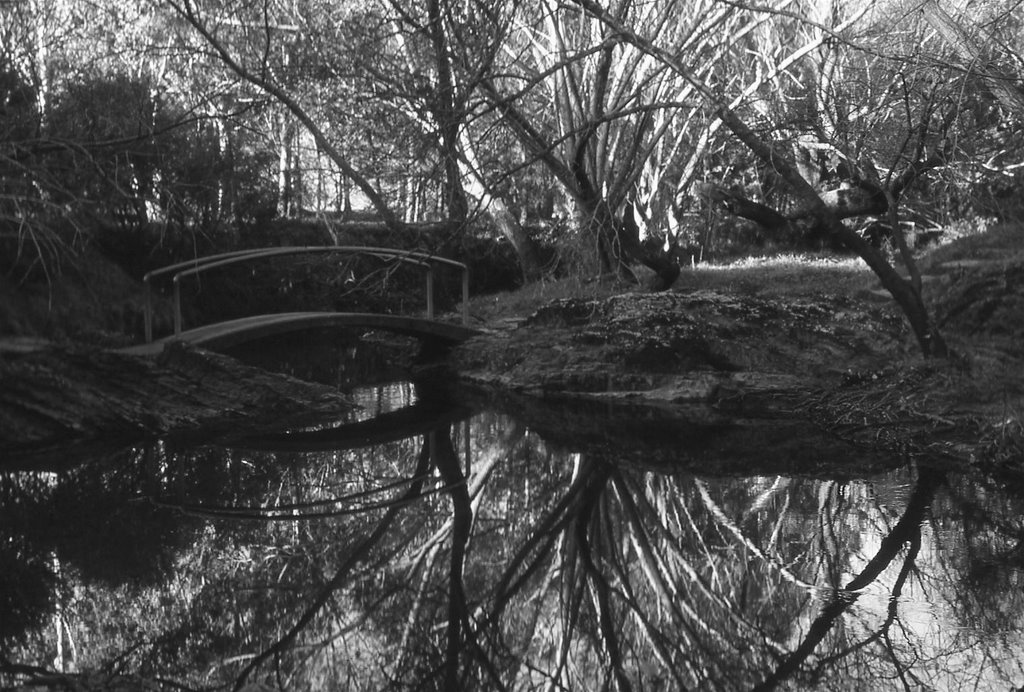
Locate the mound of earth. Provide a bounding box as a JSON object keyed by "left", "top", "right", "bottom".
{"left": 451, "top": 289, "right": 909, "bottom": 411}
{"left": 450, "top": 274, "right": 1023, "bottom": 472}
{"left": 0, "top": 343, "right": 355, "bottom": 469}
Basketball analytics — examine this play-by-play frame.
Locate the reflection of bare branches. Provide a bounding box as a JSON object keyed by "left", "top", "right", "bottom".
{"left": 610, "top": 473, "right": 730, "bottom": 687}
{"left": 751, "top": 468, "right": 942, "bottom": 691}
{"left": 148, "top": 473, "right": 440, "bottom": 519}
{"left": 16, "top": 408, "right": 1024, "bottom": 690}
{"left": 486, "top": 474, "right": 581, "bottom": 623}
{"left": 403, "top": 434, "right": 511, "bottom": 572}
{"left": 391, "top": 424, "right": 520, "bottom": 690}
{"left": 695, "top": 478, "right": 814, "bottom": 590}
{"left": 571, "top": 459, "right": 633, "bottom": 692}
{"left": 432, "top": 429, "right": 475, "bottom": 689}
{"left": 469, "top": 456, "right": 587, "bottom": 689}
{"left": 394, "top": 429, "right": 512, "bottom": 677}
{"left": 623, "top": 473, "right": 778, "bottom": 644}
{"left": 607, "top": 484, "right": 692, "bottom": 688}
{"left": 398, "top": 542, "right": 442, "bottom": 666}
{"left": 815, "top": 480, "right": 846, "bottom": 589}
{"left": 803, "top": 501, "right": 927, "bottom": 688}
{"left": 828, "top": 540, "right": 921, "bottom": 688}
{"left": 232, "top": 436, "right": 434, "bottom": 691}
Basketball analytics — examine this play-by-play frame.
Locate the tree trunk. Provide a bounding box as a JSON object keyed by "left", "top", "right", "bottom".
{"left": 427, "top": 0, "right": 469, "bottom": 226}
{"left": 694, "top": 182, "right": 946, "bottom": 355}
{"left": 618, "top": 200, "right": 681, "bottom": 290}
{"left": 480, "top": 78, "right": 679, "bottom": 288}
{"left": 216, "top": 114, "right": 235, "bottom": 223}
{"left": 694, "top": 183, "right": 791, "bottom": 230}
{"left": 487, "top": 196, "right": 547, "bottom": 283}
{"left": 576, "top": 193, "right": 627, "bottom": 279}
{"left": 459, "top": 133, "right": 547, "bottom": 282}
{"left": 572, "top": 133, "right": 680, "bottom": 289}
{"left": 276, "top": 113, "right": 295, "bottom": 218}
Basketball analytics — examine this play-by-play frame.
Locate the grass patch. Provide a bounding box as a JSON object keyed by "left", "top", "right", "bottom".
{"left": 676, "top": 253, "right": 878, "bottom": 299}
{"left": 464, "top": 253, "right": 883, "bottom": 324}
{"left": 464, "top": 274, "right": 626, "bottom": 325}
{"left": 463, "top": 222, "right": 1024, "bottom": 326}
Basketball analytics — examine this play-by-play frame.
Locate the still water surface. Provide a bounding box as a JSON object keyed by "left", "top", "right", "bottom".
{"left": 2, "top": 334, "right": 1024, "bottom": 690}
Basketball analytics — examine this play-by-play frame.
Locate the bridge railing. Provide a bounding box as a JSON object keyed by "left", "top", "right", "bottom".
{"left": 143, "top": 245, "right": 470, "bottom": 342}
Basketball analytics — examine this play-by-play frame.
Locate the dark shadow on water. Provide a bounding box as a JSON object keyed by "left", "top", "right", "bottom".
{"left": 459, "top": 383, "right": 898, "bottom": 477}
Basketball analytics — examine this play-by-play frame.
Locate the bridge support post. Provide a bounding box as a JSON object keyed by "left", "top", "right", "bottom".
{"left": 426, "top": 268, "right": 435, "bottom": 319}
{"left": 173, "top": 279, "right": 183, "bottom": 336}
{"left": 144, "top": 281, "right": 154, "bottom": 343}
{"left": 462, "top": 268, "right": 469, "bottom": 326}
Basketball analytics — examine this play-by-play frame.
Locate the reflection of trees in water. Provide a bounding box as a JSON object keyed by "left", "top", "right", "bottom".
{"left": 283, "top": 446, "right": 1024, "bottom": 691}
{"left": 4, "top": 414, "right": 1024, "bottom": 690}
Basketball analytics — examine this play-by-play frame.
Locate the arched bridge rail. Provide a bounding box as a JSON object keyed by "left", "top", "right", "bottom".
{"left": 220, "top": 399, "right": 474, "bottom": 452}
{"left": 120, "top": 312, "right": 480, "bottom": 357}
{"left": 142, "top": 245, "right": 470, "bottom": 343}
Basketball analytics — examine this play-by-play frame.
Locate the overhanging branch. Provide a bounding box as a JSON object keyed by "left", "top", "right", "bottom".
{"left": 166, "top": 0, "right": 403, "bottom": 230}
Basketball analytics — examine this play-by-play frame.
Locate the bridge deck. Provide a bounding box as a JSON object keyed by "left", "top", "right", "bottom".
{"left": 120, "top": 312, "right": 481, "bottom": 356}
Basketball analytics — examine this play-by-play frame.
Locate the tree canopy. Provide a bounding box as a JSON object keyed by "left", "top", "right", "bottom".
{"left": 3, "top": 0, "right": 1023, "bottom": 353}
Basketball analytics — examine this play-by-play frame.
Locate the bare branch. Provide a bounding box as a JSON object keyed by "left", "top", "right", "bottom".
{"left": 165, "top": 0, "right": 403, "bottom": 229}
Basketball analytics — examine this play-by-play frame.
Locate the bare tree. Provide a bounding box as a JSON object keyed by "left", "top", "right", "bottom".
{"left": 568, "top": 0, "right": 950, "bottom": 356}
{"left": 479, "top": 0, "right": 694, "bottom": 288}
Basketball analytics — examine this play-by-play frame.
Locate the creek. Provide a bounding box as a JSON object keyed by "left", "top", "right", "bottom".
{"left": 2, "top": 330, "right": 1023, "bottom": 691}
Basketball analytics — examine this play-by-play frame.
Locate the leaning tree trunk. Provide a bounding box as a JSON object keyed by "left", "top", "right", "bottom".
{"left": 825, "top": 213, "right": 947, "bottom": 357}
{"left": 485, "top": 196, "right": 547, "bottom": 283}
{"left": 570, "top": 0, "right": 947, "bottom": 356}
{"left": 459, "top": 133, "right": 547, "bottom": 282}
{"left": 694, "top": 178, "right": 946, "bottom": 356}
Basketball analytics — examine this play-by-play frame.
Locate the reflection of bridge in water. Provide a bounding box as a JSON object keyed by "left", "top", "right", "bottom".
{"left": 121, "top": 245, "right": 480, "bottom": 356}
{"left": 221, "top": 399, "right": 474, "bottom": 452}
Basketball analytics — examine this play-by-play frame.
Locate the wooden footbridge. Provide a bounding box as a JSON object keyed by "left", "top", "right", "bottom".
{"left": 120, "top": 246, "right": 480, "bottom": 356}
